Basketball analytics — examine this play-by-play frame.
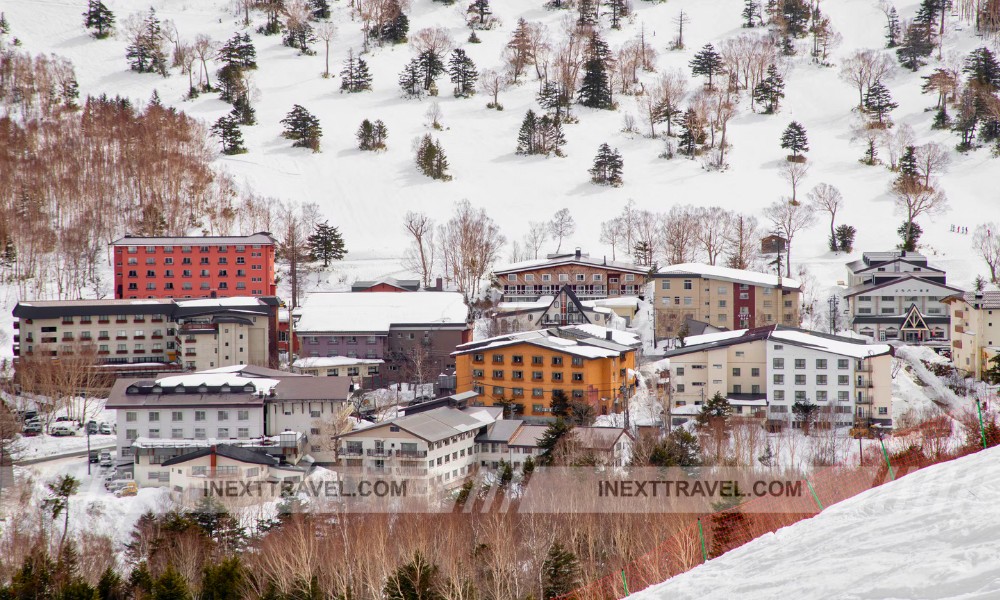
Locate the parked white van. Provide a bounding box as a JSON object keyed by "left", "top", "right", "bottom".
{"left": 50, "top": 422, "right": 76, "bottom": 436}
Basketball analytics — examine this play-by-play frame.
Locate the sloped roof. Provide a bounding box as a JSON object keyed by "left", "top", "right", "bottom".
{"left": 941, "top": 291, "right": 1000, "bottom": 309}
{"left": 508, "top": 424, "right": 549, "bottom": 448}
{"left": 655, "top": 263, "right": 801, "bottom": 289}
{"left": 664, "top": 325, "right": 893, "bottom": 359}
{"left": 161, "top": 444, "right": 279, "bottom": 467}
{"left": 344, "top": 406, "right": 496, "bottom": 443}
{"left": 111, "top": 232, "right": 275, "bottom": 245}
{"left": 494, "top": 254, "right": 648, "bottom": 275}
{"left": 844, "top": 274, "right": 962, "bottom": 297}
{"left": 352, "top": 277, "right": 421, "bottom": 291}
{"left": 572, "top": 426, "right": 631, "bottom": 451}
{"left": 296, "top": 292, "right": 469, "bottom": 333}
{"left": 476, "top": 420, "right": 525, "bottom": 443}
{"left": 453, "top": 325, "right": 635, "bottom": 359}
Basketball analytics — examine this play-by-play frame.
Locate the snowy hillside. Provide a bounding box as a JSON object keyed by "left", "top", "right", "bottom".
{"left": 632, "top": 445, "right": 1000, "bottom": 599}
{"left": 2, "top": 0, "right": 997, "bottom": 294}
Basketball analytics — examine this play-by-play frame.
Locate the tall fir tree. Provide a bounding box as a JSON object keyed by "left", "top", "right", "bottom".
{"left": 690, "top": 43, "right": 724, "bottom": 89}
{"left": 542, "top": 542, "right": 581, "bottom": 600}
{"left": 448, "top": 48, "right": 478, "bottom": 97}
{"left": 537, "top": 419, "right": 573, "bottom": 466}
{"left": 606, "top": 0, "right": 628, "bottom": 29}
{"left": 752, "top": 64, "right": 785, "bottom": 113}
{"left": 467, "top": 0, "right": 493, "bottom": 28}
{"left": 280, "top": 105, "right": 322, "bottom": 152}
{"left": 678, "top": 107, "right": 705, "bottom": 156}
{"left": 964, "top": 47, "right": 1000, "bottom": 92}
{"left": 590, "top": 143, "right": 624, "bottom": 186}
{"left": 742, "top": 0, "right": 762, "bottom": 28}
{"left": 378, "top": 3, "right": 409, "bottom": 44}
{"left": 310, "top": 0, "right": 331, "bottom": 20}
{"left": 307, "top": 221, "right": 347, "bottom": 267}
{"left": 538, "top": 80, "right": 570, "bottom": 119}
{"left": 341, "top": 49, "right": 373, "bottom": 92}
{"left": 864, "top": 81, "right": 898, "bottom": 125}
{"left": 415, "top": 135, "right": 451, "bottom": 180}
{"left": 384, "top": 552, "right": 443, "bottom": 600}
{"left": 418, "top": 49, "right": 446, "bottom": 91}
{"left": 578, "top": 32, "right": 613, "bottom": 109}
{"left": 896, "top": 21, "right": 933, "bottom": 71}
{"left": 125, "top": 8, "right": 168, "bottom": 76}
{"left": 885, "top": 6, "right": 901, "bottom": 48}
{"left": 83, "top": 0, "right": 115, "bottom": 39}
{"left": 357, "top": 118, "right": 388, "bottom": 151}
{"left": 780, "top": 121, "right": 809, "bottom": 158}
{"left": 210, "top": 114, "right": 246, "bottom": 155}
{"left": 516, "top": 109, "right": 539, "bottom": 155}
{"left": 398, "top": 58, "right": 423, "bottom": 98}
{"left": 577, "top": 0, "right": 599, "bottom": 26}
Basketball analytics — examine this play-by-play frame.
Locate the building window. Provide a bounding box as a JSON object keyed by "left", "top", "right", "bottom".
{"left": 838, "top": 359, "right": 849, "bottom": 369}
{"left": 794, "top": 374, "right": 806, "bottom": 385}
{"left": 218, "top": 428, "right": 230, "bottom": 438}
{"left": 172, "top": 411, "right": 183, "bottom": 421}
{"left": 195, "top": 411, "right": 206, "bottom": 421}
{"left": 816, "top": 359, "right": 827, "bottom": 369}
{"left": 732, "top": 368, "right": 741, "bottom": 376}
{"left": 816, "top": 375, "right": 828, "bottom": 385}
{"left": 773, "top": 390, "right": 785, "bottom": 401}
{"left": 683, "top": 280, "right": 693, "bottom": 290}
{"left": 751, "top": 368, "right": 760, "bottom": 377}
{"left": 773, "top": 374, "right": 784, "bottom": 385}
{"left": 773, "top": 358, "right": 784, "bottom": 369}
{"left": 838, "top": 375, "right": 850, "bottom": 385}
{"left": 148, "top": 412, "right": 159, "bottom": 422}
{"left": 794, "top": 359, "right": 806, "bottom": 369}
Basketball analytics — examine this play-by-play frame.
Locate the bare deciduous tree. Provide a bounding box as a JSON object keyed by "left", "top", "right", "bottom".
{"left": 525, "top": 222, "right": 548, "bottom": 259}
{"left": 548, "top": 208, "right": 576, "bottom": 253}
{"left": 725, "top": 214, "right": 761, "bottom": 270}
{"left": 437, "top": 200, "right": 506, "bottom": 301}
{"left": 278, "top": 202, "right": 320, "bottom": 308}
{"left": 660, "top": 205, "right": 701, "bottom": 265}
{"left": 839, "top": 49, "right": 894, "bottom": 109}
{"left": 599, "top": 218, "right": 625, "bottom": 260}
{"left": 193, "top": 34, "right": 217, "bottom": 89}
{"left": 411, "top": 26, "right": 453, "bottom": 57}
{"left": 694, "top": 207, "right": 734, "bottom": 266}
{"left": 806, "top": 183, "right": 844, "bottom": 251}
{"left": 914, "top": 142, "right": 951, "bottom": 190}
{"left": 764, "top": 199, "right": 816, "bottom": 277}
{"left": 403, "top": 212, "right": 436, "bottom": 288}
{"left": 479, "top": 68, "right": 510, "bottom": 106}
{"left": 316, "top": 21, "right": 337, "bottom": 78}
{"left": 973, "top": 223, "right": 1000, "bottom": 283}
{"left": 780, "top": 161, "right": 810, "bottom": 204}
{"left": 892, "top": 181, "right": 948, "bottom": 248}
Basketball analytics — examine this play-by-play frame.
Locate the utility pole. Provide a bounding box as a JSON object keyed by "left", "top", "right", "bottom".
{"left": 827, "top": 295, "right": 840, "bottom": 334}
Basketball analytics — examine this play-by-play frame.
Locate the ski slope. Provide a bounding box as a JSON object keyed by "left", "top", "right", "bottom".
{"left": 633, "top": 446, "right": 1000, "bottom": 599}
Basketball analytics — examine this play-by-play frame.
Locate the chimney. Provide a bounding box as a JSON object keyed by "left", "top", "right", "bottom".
{"left": 606, "top": 330, "right": 613, "bottom": 341}
{"left": 575, "top": 247, "right": 582, "bottom": 259}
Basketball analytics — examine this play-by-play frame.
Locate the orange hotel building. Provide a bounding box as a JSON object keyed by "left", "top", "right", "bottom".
{"left": 452, "top": 326, "right": 639, "bottom": 419}
{"left": 112, "top": 233, "right": 277, "bottom": 299}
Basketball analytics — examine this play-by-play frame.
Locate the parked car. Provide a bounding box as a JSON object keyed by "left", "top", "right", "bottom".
{"left": 99, "top": 422, "right": 112, "bottom": 435}
{"left": 50, "top": 422, "right": 76, "bottom": 437}
{"left": 55, "top": 416, "right": 70, "bottom": 422}
{"left": 115, "top": 482, "right": 138, "bottom": 497}
{"left": 89, "top": 449, "right": 101, "bottom": 463}
{"left": 19, "top": 410, "right": 38, "bottom": 422}
{"left": 23, "top": 423, "right": 42, "bottom": 437}
{"left": 86, "top": 421, "right": 98, "bottom": 435}
{"left": 98, "top": 451, "right": 113, "bottom": 467}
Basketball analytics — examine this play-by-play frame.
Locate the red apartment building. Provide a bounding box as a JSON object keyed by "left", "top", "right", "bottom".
{"left": 112, "top": 233, "right": 277, "bottom": 300}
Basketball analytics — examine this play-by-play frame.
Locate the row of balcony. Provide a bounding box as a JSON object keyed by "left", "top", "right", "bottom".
{"left": 339, "top": 448, "right": 429, "bottom": 458}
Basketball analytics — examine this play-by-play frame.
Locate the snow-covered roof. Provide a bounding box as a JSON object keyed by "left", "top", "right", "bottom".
{"left": 174, "top": 297, "right": 265, "bottom": 308}
{"left": 769, "top": 329, "right": 892, "bottom": 359}
{"left": 296, "top": 291, "right": 469, "bottom": 332}
{"left": 494, "top": 254, "right": 648, "bottom": 275}
{"left": 343, "top": 406, "right": 497, "bottom": 443}
{"left": 155, "top": 373, "right": 280, "bottom": 393}
{"left": 591, "top": 296, "right": 641, "bottom": 309}
{"left": 656, "top": 263, "right": 801, "bottom": 289}
{"left": 455, "top": 325, "right": 637, "bottom": 359}
{"left": 292, "top": 356, "right": 384, "bottom": 368}
{"left": 684, "top": 329, "right": 749, "bottom": 346}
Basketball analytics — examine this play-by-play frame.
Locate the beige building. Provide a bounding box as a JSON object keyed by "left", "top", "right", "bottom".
{"left": 663, "top": 325, "right": 894, "bottom": 430}
{"left": 944, "top": 291, "right": 1000, "bottom": 380}
{"left": 651, "top": 264, "right": 801, "bottom": 341}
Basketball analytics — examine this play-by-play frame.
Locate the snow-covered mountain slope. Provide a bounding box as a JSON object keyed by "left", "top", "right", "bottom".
{"left": 3, "top": 0, "right": 996, "bottom": 292}
{"left": 632, "top": 445, "right": 1000, "bottom": 599}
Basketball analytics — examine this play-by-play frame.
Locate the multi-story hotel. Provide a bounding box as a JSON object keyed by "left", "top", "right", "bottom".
{"left": 662, "top": 325, "right": 894, "bottom": 430}
{"left": 452, "top": 325, "right": 640, "bottom": 419}
{"left": 943, "top": 291, "right": 1000, "bottom": 380}
{"left": 844, "top": 251, "right": 958, "bottom": 344}
{"left": 12, "top": 296, "right": 280, "bottom": 374}
{"left": 651, "top": 263, "right": 802, "bottom": 340}
{"left": 493, "top": 249, "right": 648, "bottom": 302}
{"left": 111, "top": 232, "right": 276, "bottom": 299}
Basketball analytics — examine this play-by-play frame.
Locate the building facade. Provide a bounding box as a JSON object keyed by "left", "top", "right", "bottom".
{"left": 492, "top": 285, "right": 617, "bottom": 333}
{"left": 452, "top": 326, "right": 640, "bottom": 419}
{"left": 294, "top": 292, "right": 471, "bottom": 384}
{"left": 845, "top": 251, "right": 958, "bottom": 344}
{"left": 944, "top": 291, "right": 1000, "bottom": 380}
{"left": 651, "top": 264, "right": 802, "bottom": 340}
{"left": 663, "top": 325, "right": 894, "bottom": 430}
{"left": 112, "top": 233, "right": 276, "bottom": 300}
{"left": 12, "top": 297, "right": 279, "bottom": 372}
{"left": 494, "top": 249, "right": 648, "bottom": 303}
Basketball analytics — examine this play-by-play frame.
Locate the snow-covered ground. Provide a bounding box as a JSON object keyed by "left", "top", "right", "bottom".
{"left": 632, "top": 445, "right": 1000, "bottom": 599}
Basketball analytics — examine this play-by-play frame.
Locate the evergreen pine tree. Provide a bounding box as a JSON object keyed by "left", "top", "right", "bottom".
{"left": 399, "top": 58, "right": 423, "bottom": 98}
{"left": 542, "top": 542, "right": 580, "bottom": 600}
{"left": 931, "top": 104, "right": 950, "bottom": 129}
{"left": 467, "top": 0, "right": 492, "bottom": 28}
{"left": 97, "top": 567, "right": 124, "bottom": 600}
{"left": 310, "top": 0, "right": 331, "bottom": 20}
{"left": 780, "top": 121, "right": 809, "bottom": 158}
{"left": 690, "top": 43, "right": 724, "bottom": 89}
{"left": 125, "top": 8, "right": 168, "bottom": 76}
{"left": 752, "top": 64, "right": 785, "bottom": 113}
{"left": 152, "top": 567, "right": 191, "bottom": 600}
{"left": 678, "top": 107, "right": 705, "bottom": 156}
{"left": 550, "top": 389, "right": 571, "bottom": 417}
{"left": 897, "top": 145, "right": 920, "bottom": 185}
{"left": 542, "top": 115, "right": 567, "bottom": 157}
{"left": 742, "top": 0, "right": 761, "bottom": 28}
{"left": 448, "top": 48, "right": 478, "bottom": 97}
{"left": 578, "top": 32, "right": 613, "bottom": 109}
{"left": 384, "top": 552, "right": 443, "bottom": 600}
{"left": 418, "top": 49, "right": 446, "bottom": 91}
{"left": 648, "top": 428, "right": 701, "bottom": 467}
{"left": 341, "top": 49, "right": 373, "bottom": 93}
{"left": 606, "top": 0, "right": 629, "bottom": 29}
{"left": 307, "top": 221, "right": 347, "bottom": 266}
{"left": 280, "top": 104, "right": 322, "bottom": 152}
{"left": 537, "top": 419, "right": 573, "bottom": 466}
{"left": 896, "top": 22, "right": 933, "bottom": 71}
{"left": 781, "top": 0, "right": 811, "bottom": 37}
{"left": 576, "top": 0, "right": 599, "bottom": 26}
{"left": 284, "top": 20, "right": 316, "bottom": 54}
{"left": 885, "top": 6, "right": 901, "bottom": 48}
{"left": 516, "top": 109, "right": 539, "bottom": 155}
{"left": 589, "top": 143, "right": 623, "bottom": 186}
{"left": 963, "top": 47, "right": 1000, "bottom": 92}
{"left": 0, "top": 12, "right": 9, "bottom": 37}
{"left": 538, "top": 81, "right": 570, "bottom": 119}
{"left": 378, "top": 5, "right": 409, "bottom": 44}
{"left": 414, "top": 135, "right": 451, "bottom": 180}
{"left": 897, "top": 220, "right": 923, "bottom": 251}
{"left": 835, "top": 224, "right": 856, "bottom": 253}
{"left": 83, "top": 1, "right": 115, "bottom": 39}
{"left": 863, "top": 80, "right": 898, "bottom": 125}
{"left": 210, "top": 114, "right": 246, "bottom": 155}
{"left": 232, "top": 96, "right": 256, "bottom": 126}
{"left": 240, "top": 33, "right": 257, "bottom": 68}
{"left": 357, "top": 118, "right": 388, "bottom": 151}
{"left": 200, "top": 558, "right": 244, "bottom": 600}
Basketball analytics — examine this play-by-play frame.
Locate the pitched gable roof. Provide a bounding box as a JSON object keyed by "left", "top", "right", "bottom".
{"left": 161, "top": 444, "right": 279, "bottom": 467}
{"left": 844, "top": 274, "right": 962, "bottom": 297}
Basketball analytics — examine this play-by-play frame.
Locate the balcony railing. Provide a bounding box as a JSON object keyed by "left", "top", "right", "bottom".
{"left": 339, "top": 447, "right": 363, "bottom": 456}
{"left": 855, "top": 395, "right": 873, "bottom": 405}
{"left": 396, "top": 449, "right": 428, "bottom": 458}
{"left": 366, "top": 449, "right": 392, "bottom": 457}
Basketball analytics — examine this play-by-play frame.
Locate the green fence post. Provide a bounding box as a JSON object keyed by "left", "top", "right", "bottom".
{"left": 879, "top": 436, "right": 895, "bottom": 481}
{"left": 805, "top": 479, "right": 823, "bottom": 511}
{"left": 620, "top": 569, "right": 629, "bottom": 597}
{"left": 977, "top": 398, "right": 988, "bottom": 450}
{"left": 697, "top": 518, "right": 708, "bottom": 562}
